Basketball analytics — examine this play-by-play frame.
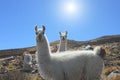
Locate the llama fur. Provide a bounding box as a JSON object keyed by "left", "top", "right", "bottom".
{"left": 57, "top": 31, "right": 68, "bottom": 52}
{"left": 35, "top": 26, "right": 106, "bottom": 80}
{"left": 84, "top": 45, "right": 93, "bottom": 50}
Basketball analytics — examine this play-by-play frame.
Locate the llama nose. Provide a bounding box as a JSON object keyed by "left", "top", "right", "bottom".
{"left": 39, "top": 35, "right": 42, "bottom": 40}
{"left": 62, "top": 37, "right": 65, "bottom": 40}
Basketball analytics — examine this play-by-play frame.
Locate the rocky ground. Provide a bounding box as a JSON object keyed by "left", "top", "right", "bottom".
{"left": 0, "top": 35, "right": 120, "bottom": 80}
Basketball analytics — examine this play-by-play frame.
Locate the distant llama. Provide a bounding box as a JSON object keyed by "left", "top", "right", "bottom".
{"left": 57, "top": 31, "right": 68, "bottom": 52}
{"left": 84, "top": 45, "right": 93, "bottom": 50}
{"left": 23, "top": 51, "right": 32, "bottom": 71}
{"left": 35, "top": 25, "right": 106, "bottom": 80}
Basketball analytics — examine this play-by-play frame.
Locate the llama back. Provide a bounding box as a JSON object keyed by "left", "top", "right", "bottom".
{"left": 51, "top": 50, "right": 97, "bottom": 80}
{"left": 51, "top": 50, "right": 104, "bottom": 80}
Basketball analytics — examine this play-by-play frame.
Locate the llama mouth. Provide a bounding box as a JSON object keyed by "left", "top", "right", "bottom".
{"left": 62, "top": 38, "right": 65, "bottom": 40}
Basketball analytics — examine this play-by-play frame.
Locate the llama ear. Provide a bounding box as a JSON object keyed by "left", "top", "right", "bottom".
{"left": 35, "top": 26, "right": 38, "bottom": 33}
{"left": 42, "top": 25, "right": 46, "bottom": 34}
{"left": 42, "top": 25, "right": 45, "bottom": 31}
{"left": 65, "top": 31, "right": 68, "bottom": 35}
{"left": 59, "top": 32, "right": 61, "bottom": 35}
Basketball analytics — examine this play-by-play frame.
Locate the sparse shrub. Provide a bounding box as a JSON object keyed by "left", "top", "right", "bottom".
{"left": 109, "top": 53, "right": 116, "bottom": 57}
{"left": 6, "top": 63, "right": 16, "bottom": 71}
{"left": 110, "top": 48, "right": 119, "bottom": 55}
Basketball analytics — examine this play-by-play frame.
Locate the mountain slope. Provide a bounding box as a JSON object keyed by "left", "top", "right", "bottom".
{"left": 0, "top": 34, "right": 120, "bottom": 57}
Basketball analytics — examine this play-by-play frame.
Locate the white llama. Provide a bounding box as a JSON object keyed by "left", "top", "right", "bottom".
{"left": 35, "top": 25, "right": 106, "bottom": 80}
{"left": 57, "top": 31, "right": 68, "bottom": 52}
{"left": 23, "top": 51, "right": 32, "bottom": 71}
{"left": 84, "top": 45, "right": 93, "bottom": 50}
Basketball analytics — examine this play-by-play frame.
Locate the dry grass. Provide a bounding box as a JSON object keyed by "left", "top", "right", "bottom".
{"left": 0, "top": 70, "right": 31, "bottom": 80}
{"left": 6, "top": 63, "right": 16, "bottom": 71}
{"left": 103, "top": 66, "right": 117, "bottom": 76}
{"left": 32, "top": 75, "right": 42, "bottom": 80}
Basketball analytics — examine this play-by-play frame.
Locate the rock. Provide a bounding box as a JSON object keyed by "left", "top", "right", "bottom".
{"left": 107, "top": 69, "right": 120, "bottom": 79}
{"left": 116, "top": 55, "right": 120, "bottom": 59}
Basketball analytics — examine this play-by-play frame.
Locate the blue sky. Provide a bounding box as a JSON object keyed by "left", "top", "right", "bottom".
{"left": 0, "top": 0, "right": 120, "bottom": 50}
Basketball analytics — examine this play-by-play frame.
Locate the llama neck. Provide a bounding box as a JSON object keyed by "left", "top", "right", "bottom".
{"left": 58, "top": 39, "right": 67, "bottom": 52}
{"left": 36, "top": 35, "right": 51, "bottom": 62}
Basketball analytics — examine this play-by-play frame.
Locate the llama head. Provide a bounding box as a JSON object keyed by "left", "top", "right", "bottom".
{"left": 94, "top": 46, "right": 106, "bottom": 59}
{"left": 35, "top": 25, "right": 46, "bottom": 42}
{"left": 59, "top": 31, "right": 68, "bottom": 41}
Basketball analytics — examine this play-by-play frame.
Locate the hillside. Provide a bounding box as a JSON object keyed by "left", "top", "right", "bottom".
{"left": 0, "top": 34, "right": 120, "bottom": 58}
{"left": 0, "top": 34, "right": 120, "bottom": 80}
{"left": 0, "top": 47, "right": 36, "bottom": 58}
